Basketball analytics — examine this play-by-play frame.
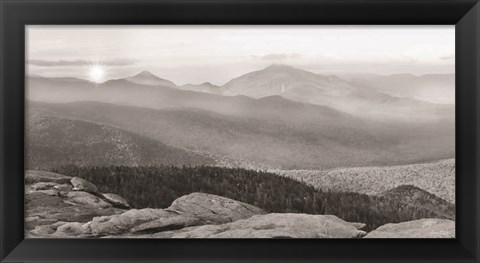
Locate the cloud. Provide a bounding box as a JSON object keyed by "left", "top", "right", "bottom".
{"left": 261, "top": 53, "right": 288, "bottom": 60}
{"left": 439, "top": 55, "right": 454, "bottom": 60}
{"left": 106, "top": 58, "right": 140, "bottom": 66}
{"left": 28, "top": 59, "right": 83, "bottom": 66}
{"left": 28, "top": 58, "right": 138, "bottom": 67}
{"left": 258, "top": 53, "right": 302, "bottom": 60}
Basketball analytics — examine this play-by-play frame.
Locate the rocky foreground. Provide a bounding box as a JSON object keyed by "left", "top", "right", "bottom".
{"left": 25, "top": 170, "right": 455, "bottom": 238}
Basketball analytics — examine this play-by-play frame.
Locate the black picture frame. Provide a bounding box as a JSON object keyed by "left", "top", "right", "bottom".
{"left": 1, "top": 0, "right": 479, "bottom": 262}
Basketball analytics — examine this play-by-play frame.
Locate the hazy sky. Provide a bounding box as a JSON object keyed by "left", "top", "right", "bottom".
{"left": 27, "top": 25, "right": 454, "bottom": 85}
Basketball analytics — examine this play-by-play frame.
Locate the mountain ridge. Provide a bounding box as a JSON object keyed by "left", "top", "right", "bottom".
{"left": 125, "top": 70, "right": 177, "bottom": 87}
{"left": 27, "top": 109, "right": 214, "bottom": 169}
{"left": 27, "top": 64, "right": 455, "bottom": 108}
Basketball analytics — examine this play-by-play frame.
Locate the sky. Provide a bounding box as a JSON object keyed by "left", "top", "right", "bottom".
{"left": 27, "top": 25, "right": 455, "bottom": 85}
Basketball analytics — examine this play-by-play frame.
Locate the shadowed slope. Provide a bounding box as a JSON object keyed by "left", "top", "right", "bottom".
{"left": 26, "top": 109, "right": 213, "bottom": 169}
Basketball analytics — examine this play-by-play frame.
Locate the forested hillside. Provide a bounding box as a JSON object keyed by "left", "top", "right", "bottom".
{"left": 53, "top": 165, "right": 454, "bottom": 231}
{"left": 380, "top": 185, "right": 454, "bottom": 219}
{"left": 272, "top": 159, "right": 455, "bottom": 203}
{"left": 27, "top": 111, "right": 213, "bottom": 169}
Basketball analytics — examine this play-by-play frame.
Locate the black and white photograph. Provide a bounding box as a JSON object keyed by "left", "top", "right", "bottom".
{"left": 24, "top": 25, "right": 455, "bottom": 238}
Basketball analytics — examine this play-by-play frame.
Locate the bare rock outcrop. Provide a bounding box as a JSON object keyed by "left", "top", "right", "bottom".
{"left": 54, "top": 193, "right": 266, "bottom": 237}
{"left": 25, "top": 170, "right": 128, "bottom": 237}
{"left": 364, "top": 218, "right": 455, "bottom": 238}
{"left": 102, "top": 193, "right": 130, "bottom": 209}
{"left": 70, "top": 177, "right": 99, "bottom": 194}
{"left": 63, "top": 191, "right": 113, "bottom": 209}
{"left": 26, "top": 170, "right": 72, "bottom": 184}
{"left": 145, "top": 214, "right": 367, "bottom": 238}
{"left": 167, "top": 192, "right": 266, "bottom": 224}
{"left": 85, "top": 209, "right": 198, "bottom": 237}
{"left": 26, "top": 188, "right": 117, "bottom": 227}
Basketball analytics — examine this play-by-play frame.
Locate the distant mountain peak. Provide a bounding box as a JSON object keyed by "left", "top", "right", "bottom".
{"left": 222, "top": 64, "right": 355, "bottom": 99}
{"left": 133, "top": 71, "right": 159, "bottom": 78}
{"left": 201, "top": 82, "right": 216, "bottom": 87}
{"left": 264, "top": 64, "right": 296, "bottom": 71}
{"left": 126, "top": 71, "right": 176, "bottom": 87}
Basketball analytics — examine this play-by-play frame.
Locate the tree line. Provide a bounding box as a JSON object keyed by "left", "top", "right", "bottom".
{"left": 53, "top": 165, "right": 452, "bottom": 231}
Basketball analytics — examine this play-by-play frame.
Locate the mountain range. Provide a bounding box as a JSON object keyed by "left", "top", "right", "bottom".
{"left": 28, "top": 65, "right": 454, "bottom": 121}
{"left": 117, "top": 65, "right": 453, "bottom": 106}
{"left": 26, "top": 64, "right": 455, "bottom": 169}
{"left": 221, "top": 65, "right": 453, "bottom": 120}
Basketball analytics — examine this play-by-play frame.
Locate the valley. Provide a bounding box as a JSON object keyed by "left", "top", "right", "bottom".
{"left": 28, "top": 99, "right": 454, "bottom": 170}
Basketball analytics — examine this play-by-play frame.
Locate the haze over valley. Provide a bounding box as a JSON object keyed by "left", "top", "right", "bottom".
{"left": 27, "top": 64, "right": 454, "bottom": 170}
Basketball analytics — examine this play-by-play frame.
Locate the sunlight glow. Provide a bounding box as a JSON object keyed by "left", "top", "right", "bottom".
{"left": 87, "top": 62, "right": 107, "bottom": 83}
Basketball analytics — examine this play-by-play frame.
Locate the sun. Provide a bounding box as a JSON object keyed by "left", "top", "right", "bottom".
{"left": 87, "top": 62, "right": 107, "bottom": 83}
